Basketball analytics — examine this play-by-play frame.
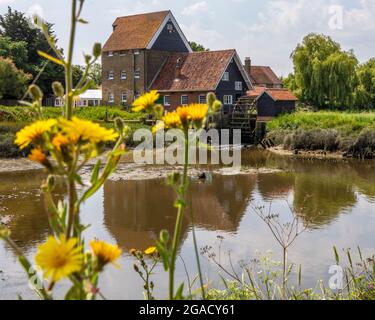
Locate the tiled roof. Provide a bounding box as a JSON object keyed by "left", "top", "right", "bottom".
{"left": 151, "top": 50, "right": 236, "bottom": 92}
{"left": 103, "top": 11, "right": 169, "bottom": 52}
{"left": 247, "top": 86, "right": 266, "bottom": 98}
{"left": 247, "top": 88, "right": 298, "bottom": 101}
{"left": 266, "top": 89, "right": 298, "bottom": 101}
{"left": 248, "top": 66, "right": 282, "bottom": 86}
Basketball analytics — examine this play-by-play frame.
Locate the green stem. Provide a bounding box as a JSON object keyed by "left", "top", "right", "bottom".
{"left": 169, "top": 130, "right": 189, "bottom": 300}
{"left": 65, "top": 0, "right": 78, "bottom": 119}
{"left": 66, "top": 177, "right": 77, "bottom": 239}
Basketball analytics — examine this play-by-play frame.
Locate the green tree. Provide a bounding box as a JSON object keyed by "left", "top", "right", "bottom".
{"left": 88, "top": 62, "right": 102, "bottom": 88}
{"left": 189, "top": 41, "right": 209, "bottom": 52}
{"left": 0, "top": 57, "right": 32, "bottom": 99}
{"left": 0, "top": 36, "right": 29, "bottom": 71}
{"left": 291, "top": 33, "right": 358, "bottom": 109}
{"left": 0, "top": 6, "right": 64, "bottom": 94}
{"left": 355, "top": 58, "right": 375, "bottom": 109}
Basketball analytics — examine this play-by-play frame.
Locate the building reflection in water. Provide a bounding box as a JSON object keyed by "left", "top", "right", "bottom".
{"left": 102, "top": 174, "right": 257, "bottom": 251}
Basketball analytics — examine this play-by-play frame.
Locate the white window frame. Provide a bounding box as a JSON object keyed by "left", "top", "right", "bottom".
{"left": 164, "top": 95, "right": 171, "bottom": 107}
{"left": 222, "top": 72, "right": 229, "bottom": 81}
{"left": 119, "top": 50, "right": 126, "bottom": 56}
{"left": 121, "top": 92, "right": 127, "bottom": 103}
{"left": 134, "top": 69, "right": 141, "bottom": 79}
{"left": 108, "top": 93, "right": 114, "bottom": 103}
{"left": 108, "top": 51, "right": 114, "bottom": 57}
{"left": 199, "top": 94, "right": 206, "bottom": 104}
{"left": 223, "top": 95, "right": 233, "bottom": 105}
{"left": 181, "top": 95, "right": 188, "bottom": 105}
{"left": 120, "top": 70, "right": 127, "bottom": 80}
{"left": 134, "top": 50, "right": 140, "bottom": 55}
{"left": 235, "top": 81, "right": 243, "bottom": 91}
{"left": 108, "top": 71, "right": 114, "bottom": 80}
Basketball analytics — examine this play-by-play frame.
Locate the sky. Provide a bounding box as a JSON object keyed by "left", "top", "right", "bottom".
{"left": 0, "top": 0, "right": 374, "bottom": 76}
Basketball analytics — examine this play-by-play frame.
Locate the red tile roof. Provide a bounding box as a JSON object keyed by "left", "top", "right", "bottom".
{"left": 266, "top": 89, "right": 298, "bottom": 101}
{"left": 247, "top": 86, "right": 266, "bottom": 98}
{"left": 103, "top": 11, "right": 169, "bottom": 52}
{"left": 151, "top": 50, "right": 236, "bottom": 92}
{"left": 248, "top": 66, "right": 282, "bottom": 86}
{"left": 247, "top": 88, "right": 298, "bottom": 101}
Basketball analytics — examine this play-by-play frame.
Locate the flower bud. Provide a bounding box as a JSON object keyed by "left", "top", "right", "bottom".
{"left": 212, "top": 100, "right": 222, "bottom": 112}
{"left": 114, "top": 117, "right": 124, "bottom": 134}
{"left": 207, "top": 92, "right": 216, "bottom": 108}
{"left": 93, "top": 43, "right": 102, "bottom": 58}
{"left": 52, "top": 81, "right": 64, "bottom": 97}
{"left": 160, "top": 229, "right": 170, "bottom": 244}
{"left": 0, "top": 226, "right": 11, "bottom": 239}
{"left": 29, "top": 84, "right": 43, "bottom": 101}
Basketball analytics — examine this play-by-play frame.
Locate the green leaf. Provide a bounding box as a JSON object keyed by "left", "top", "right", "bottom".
{"left": 78, "top": 18, "right": 89, "bottom": 24}
{"left": 174, "top": 283, "right": 184, "bottom": 300}
{"left": 91, "top": 160, "right": 102, "bottom": 183}
{"left": 37, "top": 50, "right": 64, "bottom": 65}
{"left": 333, "top": 246, "right": 340, "bottom": 264}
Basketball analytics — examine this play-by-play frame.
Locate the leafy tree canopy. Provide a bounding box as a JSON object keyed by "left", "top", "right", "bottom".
{"left": 189, "top": 41, "right": 209, "bottom": 52}
{"left": 0, "top": 6, "right": 64, "bottom": 95}
{"left": 0, "top": 57, "right": 32, "bottom": 99}
{"left": 291, "top": 33, "right": 358, "bottom": 109}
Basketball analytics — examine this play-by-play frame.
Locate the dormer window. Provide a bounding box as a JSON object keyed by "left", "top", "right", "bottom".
{"left": 222, "top": 72, "right": 229, "bottom": 81}
{"left": 108, "top": 51, "right": 113, "bottom": 57}
{"left": 108, "top": 71, "right": 114, "bottom": 80}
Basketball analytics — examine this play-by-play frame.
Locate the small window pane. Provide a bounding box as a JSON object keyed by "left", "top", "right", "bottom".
{"left": 121, "top": 92, "right": 127, "bottom": 102}
{"left": 222, "top": 72, "right": 229, "bottom": 81}
{"left": 108, "top": 71, "right": 114, "bottom": 80}
{"left": 199, "top": 95, "right": 206, "bottom": 104}
{"left": 121, "top": 71, "right": 127, "bottom": 80}
{"left": 223, "top": 95, "right": 233, "bottom": 105}
{"left": 181, "top": 95, "right": 188, "bottom": 105}
{"left": 235, "top": 81, "right": 243, "bottom": 91}
{"left": 164, "top": 95, "right": 171, "bottom": 106}
{"left": 134, "top": 70, "right": 141, "bottom": 79}
{"left": 108, "top": 93, "right": 114, "bottom": 103}
{"left": 108, "top": 51, "right": 113, "bottom": 57}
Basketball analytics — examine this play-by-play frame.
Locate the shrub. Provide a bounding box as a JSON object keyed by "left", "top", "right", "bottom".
{"left": 283, "top": 129, "right": 339, "bottom": 151}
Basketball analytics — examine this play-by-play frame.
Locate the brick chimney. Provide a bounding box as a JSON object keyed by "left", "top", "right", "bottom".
{"left": 175, "top": 57, "right": 182, "bottom": 79}
{"left": 244, "top": 57, "right": 251, "bottom": 75}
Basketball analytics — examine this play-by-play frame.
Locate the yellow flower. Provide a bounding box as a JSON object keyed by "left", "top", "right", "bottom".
{"left": 90, "top": 240, "right": 122, "bottom": 267}
{"left": 28, "top": 148, "right": 47, "bottom": 164}
{"left": 52, "top": 133, "right": 69, "bottom": 151}
{"left": 187, "top": 104, "right": 209, "bottom": 122}
{"left": 132, "top": 90, "right": 159, "bottom": 112}
{"left": 59, "top": 117, "right": 118, "bottom": 144}
{"left": 176, "top": 106, "right": 191, "bottom": 122}
{"left": 152, "top": 121, "right": 165, "bottom": 134}
{"left": 144, "top": 246, "right": 157, "bottom": 255}
{"left": 35, "top": 235, "right": 83, "bottom": 282}
{"left": 15, "top": 119, "right": 57, "bottom": 149}
{"left": 162, "top": 112, "right": 182, "bottom": 129}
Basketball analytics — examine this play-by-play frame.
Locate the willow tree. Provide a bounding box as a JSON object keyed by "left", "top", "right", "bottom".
{"left": 291, "top": 34, "right": 358, "bottom": 109}
{"left": 355, "top": 58, "right": 375, "bottom": 109}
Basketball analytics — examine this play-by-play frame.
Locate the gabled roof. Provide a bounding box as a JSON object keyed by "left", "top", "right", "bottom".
{"left": 103, "top": 10, "right": 192, "bottom": 52}
{"left": 247, "top": 87, "right": 298, "bottom": 101}
{"left": 248, "top": 66, "right": 282, "bottom": 86}
{"left": 262, "top": 89, "right": 298, "bottom": 101}
{"left": 150, "top": 50, "right": 252, "bottom": 92}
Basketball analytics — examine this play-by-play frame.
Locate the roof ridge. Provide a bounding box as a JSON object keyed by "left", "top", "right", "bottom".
{"left": 115, "top": 10, "right": 170, "bottom": 21}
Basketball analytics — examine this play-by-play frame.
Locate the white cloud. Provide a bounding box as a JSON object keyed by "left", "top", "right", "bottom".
{"left": 181, "top": 21, "right": 223, "bottom": 49}
{"left": 0, "top": 0, "right": 14, "bottom": 5}
{"left": 182, "top": 1, "right": 210, "bottom": 16}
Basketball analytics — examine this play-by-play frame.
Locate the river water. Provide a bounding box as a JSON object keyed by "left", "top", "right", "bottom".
{"left": 0, "top": 150, "right": 374, "bottom": 299}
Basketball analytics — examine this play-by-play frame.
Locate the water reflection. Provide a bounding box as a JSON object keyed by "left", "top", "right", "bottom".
{"left": 103, "top": 174, "right": 256, "bottom": 251}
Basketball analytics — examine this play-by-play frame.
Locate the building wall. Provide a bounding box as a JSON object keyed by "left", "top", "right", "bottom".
{"left": 257, "top": 94, "right": 296, "bottom": 117}
{"left": 216, "top": 59, "right": 249, "bottom": 112}
{"left": 151, "top": 19, "right": 190, "bottom": 52}
{"left": 102, "top": 49, "right": 147, "bottom": 105}
{"left": 159, "top": 91, "right": 211, "bottom": 110}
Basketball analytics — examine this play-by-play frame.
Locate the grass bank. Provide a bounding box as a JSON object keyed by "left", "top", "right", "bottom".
{"left": 0, "top": 106, "right": 147, "bottom": 158}
{"left": 266, "top": 111, "right": 375, "bottom": 158}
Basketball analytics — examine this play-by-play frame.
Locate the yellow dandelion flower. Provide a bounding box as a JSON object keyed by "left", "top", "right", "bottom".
{"left": 52, "top": 133, "right": 69, "bottom": 151}
{"left": 187, "top": 104, "right": 209, "bottom": 122}
{"left": 15, "top": 119, "right": 57, "bottom": 149}
{"left": 176, "top": 106, "right": 191, "bottom": 122}
{"left": 35, "top": 235, "right": 83, "bottom": 282}
{"left": 144, "top": 246, "right": 157, "bottom": 255}
{"left": 90, "top": 240, "right": 122, "bottom": 267}
{"left": 59, "top": 117, "right": 118, "bottom": 144}
{"left": 132, "top": 90, "right": 159, "bottom": 112}
{"left": 28, "top": 148, "right": 47, "bottom": 164}
{"left": 162, "top": 112, "right": 182, "bottom": 129}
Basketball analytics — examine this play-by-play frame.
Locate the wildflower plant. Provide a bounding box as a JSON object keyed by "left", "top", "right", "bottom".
{"left": 131, "top": 91, "right": 222, "bottom": 299}
{"left": 0, "top": 0, "right": 125, "bottom": 300}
